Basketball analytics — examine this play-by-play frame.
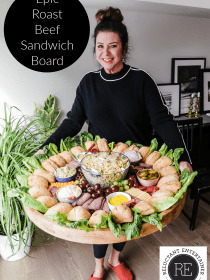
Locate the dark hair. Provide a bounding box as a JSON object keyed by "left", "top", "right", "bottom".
{"left": 93, "top": 7, "right": 129, "bottom": 56}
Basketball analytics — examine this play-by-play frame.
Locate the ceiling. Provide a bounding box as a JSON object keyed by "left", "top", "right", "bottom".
{"left": 80, "top": 0, "right": 210, "bottom": 19}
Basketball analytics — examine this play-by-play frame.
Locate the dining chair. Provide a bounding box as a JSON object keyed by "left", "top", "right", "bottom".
{"left": 176, "top": 117, "right": 210, "bottom": 230}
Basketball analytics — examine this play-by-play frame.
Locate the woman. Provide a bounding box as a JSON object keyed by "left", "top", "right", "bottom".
{"left": 36, "top": 7, "right": 192, "bottom": 280}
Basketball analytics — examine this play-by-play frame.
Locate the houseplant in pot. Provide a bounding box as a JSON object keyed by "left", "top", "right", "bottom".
{"left": 0, "top": 104, "right": 43, "bottom": 261}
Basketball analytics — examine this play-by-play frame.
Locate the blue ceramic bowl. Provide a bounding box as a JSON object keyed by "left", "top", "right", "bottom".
{"left": 54, "top": 168, "right": 77, "bottom": 183}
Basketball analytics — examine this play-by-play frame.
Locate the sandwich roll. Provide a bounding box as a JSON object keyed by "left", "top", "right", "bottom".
{"left": 150, "top": 190, "right": 173, "bottom": 204}
{"left": 145, "top": 151, "right": 161, "bottom": 165}
{"left": 46, "top": 202, "right": 73, "bottom": 215}
{"left": 124, "top": 144, "right": 139, "bottom": 152}
{"left": 49, "top": 155, "right": 66, "bottom": 167}
{"left": 36, "top": 196, "right": 58, "bottom": 207}
{"left": 97, "top": 138, "right": 110, "bottom": 152}
{"left": 153, "top": 156, "right": 173, "bottom": 172}
{"left": 134, "top": 201, "right": 155, "bottom": 216}
{"left": 33, "top": 169, "right": 55, "bottom": 183}
{"left": 139, "top": 146, "right": 150, "bottom": 162}
{"left": 157, "top": 174, "right": 179, "bottom": 188}
{"left": 28, "top": 186, "right": 52, "bottom": 198}
{"left": 58, "top": 151, "right": 73, "bottom": 164}
{"left": 42, "top": 159, "right": 59, "bottom": 173}
{"left": 67, "top": 206, "right": 91, "bottom": 221}
{"left": 85, "top": 141, "right": 98, "bottom": 151}
{"left": 159, "top": 180, "right": 181, "bottom": 193}
{"left": 112, "top": 205, "right": 133, "bottom": 223}
{"left": 89, "top": 210, "right": 109, "bottom": 227}
{"left": 28, "top": 175, "right": 48, "bottom": 189}
{"left": 112, "top": 142, "right": 129, "bottom": 153}
{"left": 71, "top": 146, "right": 86, "bottom": 157}
{"left": 159, "top": 165, "right": 178, "bottom": 177}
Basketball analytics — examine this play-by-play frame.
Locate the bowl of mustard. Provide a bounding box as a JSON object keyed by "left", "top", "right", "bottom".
{"left": 107, "top": 192, "right": 131, "bottom": 211}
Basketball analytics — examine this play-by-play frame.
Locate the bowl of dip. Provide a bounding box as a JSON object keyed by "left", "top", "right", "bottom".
{"left": 57, "top": 185, "right": 82, "bottom": 204}
{"left": 54, "top": 166, "right": 77, "bottom": 182}
{"left": 107, "top": 192, "right": 131, "bottom": 211}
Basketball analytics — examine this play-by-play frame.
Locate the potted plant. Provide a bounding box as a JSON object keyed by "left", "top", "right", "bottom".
{"left": 0, "top": 104, "right": 42, "bottom": 261}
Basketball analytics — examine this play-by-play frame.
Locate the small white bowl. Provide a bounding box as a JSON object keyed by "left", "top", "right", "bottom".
{"left": 106, "top": 192, "right": 131, "bottom": 211}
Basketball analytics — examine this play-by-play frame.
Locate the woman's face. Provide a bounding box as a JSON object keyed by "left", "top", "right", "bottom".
{"left": 95, "top": 31, "right": 124, "bottom": 74}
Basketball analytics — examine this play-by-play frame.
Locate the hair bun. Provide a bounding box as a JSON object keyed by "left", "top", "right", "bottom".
{"left": 95, "top": 7, "right": 123, "bottom": 24}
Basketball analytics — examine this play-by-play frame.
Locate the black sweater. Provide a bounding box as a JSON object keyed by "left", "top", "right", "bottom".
{"left": 41, "top": 64, "right": 190, "bottom": 162}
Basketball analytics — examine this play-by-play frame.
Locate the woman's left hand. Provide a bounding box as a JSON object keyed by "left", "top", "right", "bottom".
{"left": 179, "top": 161, "right": 193, "bottom": 174}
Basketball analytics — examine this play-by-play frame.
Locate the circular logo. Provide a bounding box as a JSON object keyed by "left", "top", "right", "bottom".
{"left": 4, "top": 0, "right": 90, "bottom": 72}
{"left": 168, "top": 254, "right": 199, "bottom": 280}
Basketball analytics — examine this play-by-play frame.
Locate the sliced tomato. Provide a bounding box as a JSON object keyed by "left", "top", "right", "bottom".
{"left": 145, "top": 186, "right": 158, "bottom": 193}
{"left": 91, "top": 148, "right": 99, "bottom": 153}
{"left": 138, "top": 186, "right": 147, "bottom": 191}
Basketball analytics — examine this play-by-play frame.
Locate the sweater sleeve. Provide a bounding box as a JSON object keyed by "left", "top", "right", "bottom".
{"left": 143, "top": 72, "right": 191, "bottom": 163}
{"left": 40, "top": 81, "right": 86, "bottom": 149}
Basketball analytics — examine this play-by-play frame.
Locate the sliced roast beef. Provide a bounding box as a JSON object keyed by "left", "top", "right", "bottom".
{"left": 49, "top": 186, "right": 58, "bottom": 199}
{"left": 139, "top": 162, "right": 152, "bottom": 169}
{"left": 81, "top": 198, "right": 94, "bottom": 210}
{"left": 102, "top": 201, "right": 110, "bottom": 213}
{"left": 66, "top": 160, "right": 80, "bottom": 169}
{"left": 76, "top": 193, "right": 91, "bottom": 206}
{"left": 88, "top": 196, "right": 104, "bottom": 211}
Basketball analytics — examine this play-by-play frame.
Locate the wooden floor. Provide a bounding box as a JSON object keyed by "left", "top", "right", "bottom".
{"left": 1, "top": 191, "right": 209, "bottom": 280}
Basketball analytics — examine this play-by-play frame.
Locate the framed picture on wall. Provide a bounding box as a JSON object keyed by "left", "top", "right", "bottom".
{"left": 158, "top": 83, "right": 181, "bottom": 117}
{"left": 171, "top": 58, "right": 206, "bottom": 115}
{"left": 201, "top": 69, "right": 210, "bottom": 113}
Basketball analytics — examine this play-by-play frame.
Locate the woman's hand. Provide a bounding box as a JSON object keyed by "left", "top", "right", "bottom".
{"left": 179, "top": 161, "right": 193, "bottom": 174}
{"left": 34, "top": 149, "right": 45, "bottom": 155}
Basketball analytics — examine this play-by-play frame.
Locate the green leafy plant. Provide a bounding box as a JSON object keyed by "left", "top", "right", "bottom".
{"left": 0, "top": 103, "right": 45, "bottom": 255}
{"left": 33, "top": 94, "right": 61, "bottom": 141}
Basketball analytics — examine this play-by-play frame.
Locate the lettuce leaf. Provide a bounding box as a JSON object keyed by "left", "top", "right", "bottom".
{"left": 93, "top": 215, "right": 109, "bottom": 230}
{"left": 180, "top": 168, "right": 190, "bottom": 182}
{"left": 149, "top": 138, "right": 158, "bottom": 154}
{"left": 122, "top": 208, "right": 142, "bottom": 240}
{"left": 142, "top": 213, "right": 163, "bottom": 231}
{"left": 174, "top": 171, "right": 198, "bottom": 200}
{"left": 45, "top": 211, "right": 68, "bottom": 226}
{"left": 125, "top": 140, "right": 133, "bottom": 146}
{"left": 33, "top": 153, "right": 48, "bottom": 164}
{"left": 22, "top": 156, "right": 43, "bottom": 172}
{"left": 94, "top": 135, "right": 101, "bottom": 142}
{"left": 20, "top": 193, "right": 48, "bottom": 213}
{"left": 108, "top": 142, "right": 115, "bottom": 151}
{"left": 153, "top": 196, "right": 178, "bottom": 212}
{"left": 172, "top": 148, "right": 184, "bottom": 174}
{"left": 79, "top": 132, "right": 94, "bottom": 150}
{"left": 108, "top": 213, "right": 121, "bottom": 238}
{"left": 66, "top": 219, "right": 94, "bottom": 232}
{"left": 165, "top": 149, "right": 174, "bottom": 160}
{"left": 159, "top": 143, "right": 168, "bottom": 157}
{"left": 134, "top": 143, "right": 143, "bottom": 149}
{"left": 63, "top": 136, "right": 77, "bottom": 151}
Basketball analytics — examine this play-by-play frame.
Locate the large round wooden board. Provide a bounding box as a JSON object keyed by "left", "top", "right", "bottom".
{"left": 24, "top": 193, "right": 186, "bottom": 244}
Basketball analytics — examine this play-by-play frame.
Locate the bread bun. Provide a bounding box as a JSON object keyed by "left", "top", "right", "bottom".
{"left": 139, "top": 146, "right": 150, "bottom": 162}
{"left": 134, "top": 201, "right": 155, "bottom": 216}
{"left": 46, "top": 202, "right": 73, "bottom": 215}
{"left": 153, "top": 156, "right": 173, "bottom": 172}
{"left": 112, "top": 142, "right": 129, "bottom": 153}
{"left": 41, "top": 159, "right": 59, "bottom": 173}
{"left": 150, "top": 189, "right": 173, "bottom": 204}
{"left": 49, "top": 155, "right": 66, "bottom": 167}
{"left": 145, "top": 151, "right": 161, "bottom": 165}
{"left": 67, "top": 206, "right": 91, "bottom": 221}
{"left": 71, "top": 146, "right": 86, "bottom": 157}
{"left": 159, "top": 181, "right": 181, "bottom": 193}
{"left": 28, "top": 175, "right": 48, "bottom": 188}
{"left": 159, "top": 165, "right": 178, "bottom": 177}
{"left": 89, "top": 210, "right": 108, "bottom": 227}
{"left": 33, "top": 169, "right": 55, "bottom": 183}
{"left": 157, "top": 174, "right": 179, "bottom": 188}
{"left": 97, "top": 138, "right": 110, "bottom": 152}
{"left": 58, "top": 151, "right": 73, "bottom": 164}
{"left": 112, "top": 205, "right": 133, "bottom": 223}
{"left": 28, "top": 186, "right": 52, "bottom": 198}
{"left": 36, "top": 196, "right": 58, "bottom": 207}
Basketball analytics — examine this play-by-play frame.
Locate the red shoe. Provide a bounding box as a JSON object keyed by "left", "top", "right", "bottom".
{"left": 107, "top": 260, "right": 133, "bottom": 280}
{"left": 89, "top": 272, "right": 104, "bottom": 280}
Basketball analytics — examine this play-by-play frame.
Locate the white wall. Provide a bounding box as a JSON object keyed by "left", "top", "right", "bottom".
{"left": 1, "top": 1, "right": 210, "bottom": 129}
